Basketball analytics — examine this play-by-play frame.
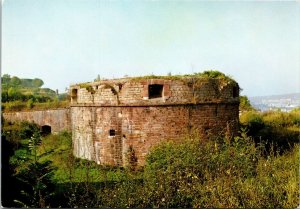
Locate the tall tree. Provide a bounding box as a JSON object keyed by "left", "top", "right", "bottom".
{"left": 10, "top": 76, "right": 21, "bottom": 87}
{"left": 240, "top": 95, "right": 254, "bottom": 111}
{"left": 2, "top": 74, "right": 11, "bottom": 85}
{"left": 32, "top": 78, "right": 44, "bottom": 88}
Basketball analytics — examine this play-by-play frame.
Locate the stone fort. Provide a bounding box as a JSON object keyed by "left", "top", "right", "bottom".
{"left": 3, "top": 74, "right": 240, "bottom": 166}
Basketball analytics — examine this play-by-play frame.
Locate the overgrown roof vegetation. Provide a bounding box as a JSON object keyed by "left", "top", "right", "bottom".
{"left": 72, "top": 70, "right": 237, "bottom": 87}
{"left": 2, "top": 70, "right": 237, "bottom": 112}
{"left": 130, "top": 70, "right": 237, "bottom": 83}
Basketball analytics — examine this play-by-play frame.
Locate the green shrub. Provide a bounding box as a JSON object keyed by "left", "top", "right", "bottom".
{"left": 3, "top": 101, "right": 26, "bottom": 112}
{"left": 240, "top": 110, "right": 300, "bottom": 153}
{"left": 142, "top": 135, "right": 258, "bottom": 208}
{"left": 240, "top": 111, "right": 264, "bottom": 134}
{"left": 195, "top": 70, "right": 228, "bottom": 79}
{"left": 235, "top": 144, "right": 300, "bottom": 208}
{"left": 240, "top": 95, "right": 254, "bottom": 111}
{"left": 126, "top": 146, "right": 138, "bottom": 171}
{"left": 2, "top": 121, "right": 40, "bottom": 147}
{"left": 141, "top": 134, "right": 299, "bottom": 208}
{"left": 26, "top": 98, "right": 34, "bottom": 109}
{"left": 262, "top": 111, "right": 300, "bottom": 127}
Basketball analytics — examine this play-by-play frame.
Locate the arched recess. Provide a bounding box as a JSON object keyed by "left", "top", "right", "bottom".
{"left": 41, "top": 125, "right": 51, "bottom": 136}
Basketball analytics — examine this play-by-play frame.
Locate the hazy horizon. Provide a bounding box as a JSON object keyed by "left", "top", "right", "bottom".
{"left": 249, "top": 92, "right": 300, "bottom": 98}
{"left": 2, "top": 0, "right": 300, "bottom": 97}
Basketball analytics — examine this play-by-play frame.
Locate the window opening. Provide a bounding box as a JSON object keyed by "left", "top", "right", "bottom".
{"left": 232, "top": 86, "right": 239, "bottom": 98}
{"left": 109, "top": 129, "right": 116, "bottom": 136}
{"left": 71, "top": 89, "right": 78, "bottom": 102}
{"left": 148, "top": 84, "right": 163, "bottom": 99}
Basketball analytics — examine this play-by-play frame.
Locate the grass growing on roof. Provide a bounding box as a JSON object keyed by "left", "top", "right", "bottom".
{"left": 130, "top": 70, "right": 236, "bottom": 83}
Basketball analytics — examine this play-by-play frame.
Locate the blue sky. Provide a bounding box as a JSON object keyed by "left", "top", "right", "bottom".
{"left": 2, "top": 0, "right": 300, "bottom": 96}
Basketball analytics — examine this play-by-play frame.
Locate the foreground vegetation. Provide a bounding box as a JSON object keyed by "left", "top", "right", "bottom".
{"left": 2, "top": 108, "right": 299, "bottom": 208}
{"left": 240, "top": 108, "right": 300, "bottom": 153}
{"left": 2, "top": 72, "right": 299, "bottom": 207}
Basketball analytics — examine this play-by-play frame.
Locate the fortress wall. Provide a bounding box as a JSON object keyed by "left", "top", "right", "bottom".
{"left": 71, "top": 103, "right": 239, "bottom": 166}
{"left": 70, "top": 77, "right": 240, "bottom": 166}
{"left": 3, "top": 76, "right": 239, "bottom": 167}
{"left": 71, "top": 78, "right": 239, "bottom": 106}
{"left": 3, "top": 108, "right": 71, "bottom": 133}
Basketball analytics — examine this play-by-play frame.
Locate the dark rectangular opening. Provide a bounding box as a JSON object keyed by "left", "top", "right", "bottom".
{"left": 71, "top": 89, "right": 78, "bottom": 102}
{"left": 41, "top": 125, "right": 51, "bottom": 136}
{"left": 109, "top": 129, "right": 116, "bottom": 136}
{"left": 148, "top": 84, "right": 163, "bottom": 99}
{"left": 233, "top": 86, "right": 239, "bottom": 98}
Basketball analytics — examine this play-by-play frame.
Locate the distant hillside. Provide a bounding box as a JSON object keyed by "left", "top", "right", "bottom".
{"left": 1, "top": 74, "right": 70, "bottom": 103}
{"left": 2, "top": 74, "right": 44, "bottom": 88}
{"left": 249, "top": 93, "right": 300, "bottom": 112}
{"left": 1, "top": 74, "right": 57, "bottom": 102}
{"left": 250, "top": 93, "right": 300, "bottom": 101}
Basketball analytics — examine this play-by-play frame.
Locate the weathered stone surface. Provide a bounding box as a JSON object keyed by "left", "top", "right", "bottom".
{"left": 3, "top": 77, "right": 240, "bottom": 167}
{"left": 70, "top": 77, "right": 240, "bottom": 166}
{"left": 70, "top": 78, "right": 239, "bottom": 106}
{"left": 3, "top": 108, "right": 71, "bottom": 134}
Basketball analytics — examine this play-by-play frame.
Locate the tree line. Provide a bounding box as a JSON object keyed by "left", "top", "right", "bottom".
{"left": 1, "top": 74, "right": 69, "bottom": 110}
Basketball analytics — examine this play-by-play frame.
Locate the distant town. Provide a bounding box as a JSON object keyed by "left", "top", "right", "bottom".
{"left": 249, "top": 93, "right": 300, "bottom": 112}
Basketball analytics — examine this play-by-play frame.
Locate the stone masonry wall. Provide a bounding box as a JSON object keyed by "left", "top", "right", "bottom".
{"left": 2, "top": 76, "right": 239, "bottom": 167}
{"left": 71, "top": 78, "right": 239, "bottom": 106}
{"left": 71, "top": 103, "right": 239, "bottom": 166}
{"left": 3, "top": 108, "right": 71, "bottom": 133}
{"left": 70, "top": 77, "right": 240, "bottom": 166}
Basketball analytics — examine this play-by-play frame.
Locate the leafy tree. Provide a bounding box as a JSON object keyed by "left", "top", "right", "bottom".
{"left": 11, "top": 76, "right": 22, "bottom": 87}
{"left": 2, "top": 90, "right": 8, "bottom": 102}
{"left": 32, "top": 78, "right": 44, "bottom": 88}
{"left": 21, "top": 78, "right": 34, "bottom": 87}
{"left": 7, "top": 87, "right": 22, "bottom": 101}
{"left": 240, "top": 95, "right": 254, "bottom": 111}
{"left": 2, "top": 74, "right": 11, "bottom": 86}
